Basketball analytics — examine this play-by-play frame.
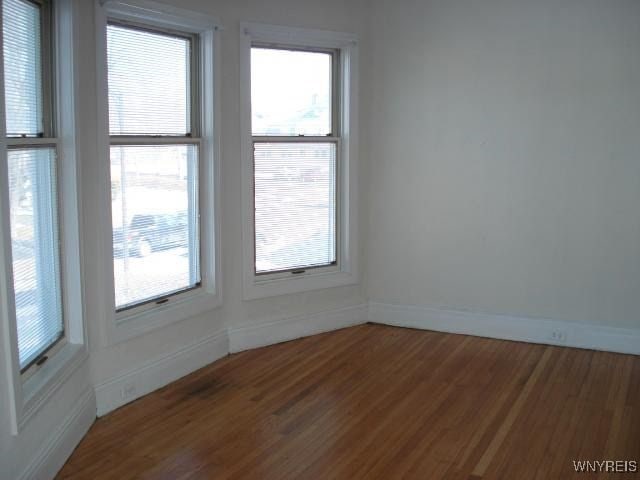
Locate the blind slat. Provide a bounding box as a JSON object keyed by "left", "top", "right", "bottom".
{"left": 8, "top": 148, "right": 63, "bottom": 368}
{"left": 3, "top": 0, "right": 43, "bottom": 137}
{"left": 107, "top": 24, "right": 191, "bottom": 136}
{"left": 254, "top": 142, "right": 336, "bottom": 274}
{"left": 107, "top": 22, "right": 200, "bottom": 310}
{"left": 111, "top": 145, "right": 200, "bottom": 309}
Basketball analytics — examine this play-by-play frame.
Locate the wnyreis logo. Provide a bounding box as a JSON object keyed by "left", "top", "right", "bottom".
{"left": 573, "top": 460, "right": 638, "bottom": 473}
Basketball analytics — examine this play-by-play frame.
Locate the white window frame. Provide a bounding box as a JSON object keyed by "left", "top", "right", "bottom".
{"left": 94, "top": 0, "right": 222, "bottom": 345}
{"left": 240, "top": 22, "right": 360, "bottom": 300}
{"left": 0, "top": 0, "right": 87, "bottom": 435}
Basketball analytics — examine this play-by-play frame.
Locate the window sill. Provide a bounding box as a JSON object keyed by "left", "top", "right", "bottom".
{"left": 16, "top": 343, "right": 88, "bottom": 434}
{"left": 243, "top": 269, "right": 357, "bottom": 300}
{"left": 107, "top": 287, "right": 222, "bottom": 345}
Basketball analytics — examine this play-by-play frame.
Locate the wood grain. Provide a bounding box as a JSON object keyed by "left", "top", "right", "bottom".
{"left": 57, "top": 324, "right": 640, "bottom": 479}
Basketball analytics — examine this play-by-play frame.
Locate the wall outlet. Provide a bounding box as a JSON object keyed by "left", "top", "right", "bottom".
{"left": 550, "top": 329, "right": 568, "bottom": 343}
{"left": 122, "top": 383, "right": 137, "bottom": 400}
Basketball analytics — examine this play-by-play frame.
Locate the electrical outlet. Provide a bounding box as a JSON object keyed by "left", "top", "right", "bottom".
{"left": 550, "top": 329, "right": 568, "bottom": 343}
{"left": 122, "top": 383, "right": 136, "bottom": 400}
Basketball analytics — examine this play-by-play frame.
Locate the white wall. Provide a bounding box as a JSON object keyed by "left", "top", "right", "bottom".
{"left": 0, "top": 361, "right": 93, "bottom": 480}
{"left": 366, "top": 0, "right": 640, "bottom": 330}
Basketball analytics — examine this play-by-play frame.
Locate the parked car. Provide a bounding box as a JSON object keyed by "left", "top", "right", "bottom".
{"left": 113, "top": 212, "right": 189, "bottom": 257}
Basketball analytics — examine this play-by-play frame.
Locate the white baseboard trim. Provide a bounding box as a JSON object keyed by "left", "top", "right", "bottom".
{"left": 19, "top": 387, "right": 95, "bottom": 480}
{"left": 228, "top": 303, "right": 368, "bottom": 353}
{"left": 95, "top": 328, "right": 229, "bottom": 416}
{"left": 369, "top": 302, "right": 640, "bottom": 355}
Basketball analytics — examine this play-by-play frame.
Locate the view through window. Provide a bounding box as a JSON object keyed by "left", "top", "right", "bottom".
{"left": 251, "top": 47, "right": 338, "bottom": 274}
{"left": 107, "top": 23, "right": 200, "bottom": 310}
{"left": 3, "top": 0, "right": 64, "bottom": 370}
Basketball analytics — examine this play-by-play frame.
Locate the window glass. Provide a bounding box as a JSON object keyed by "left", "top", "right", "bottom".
{"left": 254, "top": 142, "right": 336, "bottom": 273}
{"left": 107, "top": 24, "right": 191, "bottom": 135}
{"left": 251, "top": 48, "right": 332, "bottom": 136}
{"left": 111, "top": 145, "right": 200, "bottom": 309}
{"left": 3, "top": 0, "right": 43, "bottom": 136}
{"left": 8, "top": 148, "right": 63, "bottom": 368}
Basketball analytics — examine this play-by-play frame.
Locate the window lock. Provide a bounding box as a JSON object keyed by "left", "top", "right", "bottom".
{"left": 35, "top": 355, "right": 49, "bottom": 367}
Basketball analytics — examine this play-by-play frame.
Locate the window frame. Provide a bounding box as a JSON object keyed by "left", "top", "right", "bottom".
{"left": 95, "top": 0, "right": 222, "bottom": 344}
{"left": 251, "top": 44, "right": 340, "bottom": 277}
{"left": 106, "top": 20, "right": 202, "bottom": 312}
{"left": 5, "top": 0, "right": 64, "bottom": 376}
{"left": 240, "top": 22, "right": 360, "bottom": 300}
{"left": 0, "top": 0, "right": 87, "bottom": 435}
{"left": 7, "top": 144, "right": 65, "bottom": 376}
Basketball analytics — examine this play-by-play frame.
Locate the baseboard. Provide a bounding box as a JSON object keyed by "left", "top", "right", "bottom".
{"left": 228, "top": 303, "right": 368, "bottom": 353}
{"left": 95, "top": 329, "right": 229, "bottom": 416}
{"left": 369, "top": 302, "right": 640, "bottom": 356}
{"left": 19, "top": 387, "right": 95, "bottom": 480}
{"left": 21, "top": 301, "right": 637, "bottom": 479}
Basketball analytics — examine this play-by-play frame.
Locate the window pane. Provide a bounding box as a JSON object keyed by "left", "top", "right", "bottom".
{"left": 254, "top": 142, "right": 336, "bottom": 273}
{"left": 251, "top": 48, "right": 332, "bottom": 136}
{"left": 111, "top": 145, "right": 200, "bottom": 309}
{"left": 107, "top": 24, "right": 190, "bottom": 135}
{"left": 8, "top": 148, "right": 63, "bottom": 368}
{"left": 2, "top": 0, "right": 43, "bottom": 137}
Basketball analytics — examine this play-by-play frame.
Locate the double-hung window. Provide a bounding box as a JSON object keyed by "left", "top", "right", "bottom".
{"left": 2, "top": 0, "right": 63, "bottom": 373}
{"left": 241, "top": 23, "right": 359, "bottom": 299}
{"left": 1, "top": 0, "right": 84, "bottom": 433}
{"left": 252, "top": 47, "right": 338, "bottom": 275}
{"left": 99, "top": 0, "right": 220, "bottom": 336}
{"left": 107, "top": 22, "right": 200, "bottom": 311}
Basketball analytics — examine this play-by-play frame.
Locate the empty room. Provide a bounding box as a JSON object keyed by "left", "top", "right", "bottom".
{"left": 1, "top": 0, "right": 639, "bottom": 478}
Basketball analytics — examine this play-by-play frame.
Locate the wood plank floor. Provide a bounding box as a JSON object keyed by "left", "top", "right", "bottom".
{"left": 57, "top": 324, "right": 640, "bottom": 479}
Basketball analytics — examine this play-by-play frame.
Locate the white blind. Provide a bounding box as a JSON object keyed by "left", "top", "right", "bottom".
{"left": 107, "top": 21, "right": 200, "bottom": 310}
{"left": 2, "top": 0, "right": 43, "bottom": 137}
{"left": 107, "top": 24, "right": 191, "bottom": 136}
{"left": 251, "top": 48, "right": 332, "bottom": 136}
{"left": 111, "top": 145, "right": 200, "bottom": 310}
{"left": 254, "top": 142, "right": 336, "bottom": 273}
{"left": 8, "top": 148, "right": 63, "bottom": 369}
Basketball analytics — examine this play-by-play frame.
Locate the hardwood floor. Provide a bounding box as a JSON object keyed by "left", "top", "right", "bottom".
{"left": 57, "top": 324, "right": 640, "bottom": 479}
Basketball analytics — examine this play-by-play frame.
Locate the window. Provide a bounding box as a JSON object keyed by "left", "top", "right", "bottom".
{"left": 1, "top": 0, "right": 85, "bottom": 435}
{"left": 2, "top": 0, "right": 64, "bottom": 372}
{"left": 97, "top": 0, "right": 220, "bottom": 339}
{"left": 241, "top": 23, "right": 359, "bottom": 299}
{"left": 252, "top": 48, "right": 337, "bottom": 275}
{"left": 107, "top": 22, "right": 201, "bottom": 311}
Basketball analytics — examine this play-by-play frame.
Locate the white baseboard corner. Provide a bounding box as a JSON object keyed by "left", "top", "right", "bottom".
{"left": 369, "top": 302, "right": 640, "bottom": 356}
{"left": 19, "top": 387, "right": 95, "bottom": 480}
{"left": 95, "top": 329, "right": 229, "bottom": 416}
{"left": 228, "top": 303, "right": 368, "bottom": 353}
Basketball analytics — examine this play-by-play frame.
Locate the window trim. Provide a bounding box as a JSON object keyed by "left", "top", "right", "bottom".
{"left": 0, "top": 0, "right": 87, "bottom": 435}
{"left": 94, "top": 0, "right": 222, "bottom": 345}
{"left": 240, "top": 22, "right": 360, "bottom": 300}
